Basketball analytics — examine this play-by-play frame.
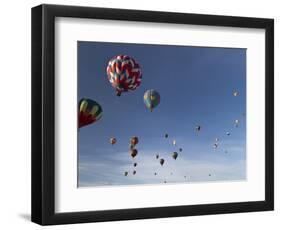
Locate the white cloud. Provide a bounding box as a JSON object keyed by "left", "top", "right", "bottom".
{"left": 79, "top": 147, "right": 246, "bottom": 187}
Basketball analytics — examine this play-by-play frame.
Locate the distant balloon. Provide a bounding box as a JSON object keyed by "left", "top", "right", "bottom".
{"left": 164, "top": 134, "right": 168, "bottom": 138}
{"left": 109, "top": 137, "right": 117, "bottom": 145}
{"left": 213, "top": 143, "right": 218, "bottom": 149}
{"left": 235, "top": 119, "right": 240, "bottom": 127}
{"left": 160, "top": 158, "right": 165, "bottom": 166}
{"left": 107, "top": 55, "right": 142, "bottom": 96}
{"left": 209, "top": 174, "right": 211, "bottom": 177}
{"left": 143, "top": 89, "right": 160, "bottom": 111}
{"left": 124, "top": 171, "right": 128, "bottom": 176}
{"left": 179, "top": 148, "right": 182, "bottom": 152}
{"left": 233, "top": 91, "right": 239, "bottom": 97}
{"left": 164, "top": 180, "right": 167, "bottom": 183}
{"left": 156, "top": 154, "right": 159, "bottom": 159}
{"left": 172, "top": 152, "right": 178, "bottom": 160}
{"left": 215, "top": 138, "right": 219, "bottom": 142}
{"left": 172, "top": 140, "right": 176, "bottom": 146}
{"left": 130, "top": 136, "right": 139, "bottom": 147}
{"left": 130, "top": 149, "right": 138, "bottom": 158}
{"left": 133, "top": 163, "right": 137, "bottom": 167}
{"left": 195, "top": 125, "right": 201, "bottom": 132}
{"left": 226, "top": 132, "right": 230, "bottom": 136}
{"left": 133, "top": 170, "right": 136, "bottom": 175}
{"left": 79, "top": 98, "right": 102, "bottom": 128}
{"left": 154, "top": 172, "right": 157, "bottom": 176}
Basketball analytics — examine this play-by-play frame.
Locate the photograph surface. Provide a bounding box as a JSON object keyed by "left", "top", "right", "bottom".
{"left": 78, "top": 41, "right": 246, "bottom": 187}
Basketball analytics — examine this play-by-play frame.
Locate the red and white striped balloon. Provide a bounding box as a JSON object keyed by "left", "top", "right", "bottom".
{"left": 106, "top": 55, "right": 142, "bottom": 96}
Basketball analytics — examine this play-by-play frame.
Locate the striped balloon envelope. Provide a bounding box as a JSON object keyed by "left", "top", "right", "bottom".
{"left": 106, "top": 55, "right": 142, "bottom": 96}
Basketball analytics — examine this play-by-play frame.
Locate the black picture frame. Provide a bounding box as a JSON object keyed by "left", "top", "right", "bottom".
{"left": 31, "top": 4, "right": 274, "bottom": 225}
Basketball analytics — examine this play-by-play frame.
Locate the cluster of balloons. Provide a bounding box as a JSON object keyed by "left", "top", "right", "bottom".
{"left": 78, "top": 54, "right": 245, "bottom": 184}
{"left": 151, "top": 133, "right": 184, "bottom": 183}
{"left": 110, "top": 136, "right": 140, "bottom": 177}
{"left": 209, "top": 90, "right": 244, "bottom": 160}
{"left": 124, "top": 136, "right": 140, "bottom": 176}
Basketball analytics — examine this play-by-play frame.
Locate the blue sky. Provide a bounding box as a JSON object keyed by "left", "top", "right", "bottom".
{"left": 78, "top": 41, "right": 246, "bottom": 187}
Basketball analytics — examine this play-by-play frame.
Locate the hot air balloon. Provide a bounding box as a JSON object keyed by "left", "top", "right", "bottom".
{"left": 156, "top": 154, "right": 159, "bottom": 159}
{"left": 133, "top": 163, "right": 137, "bottom": 167}
{"left": 195, "top": 125, "right": 201, "bottom": 132}
{"left": 130, "top": 148, "right": 138, "bottom": 158}
{"left": 107, "top": 55, "right": 142, "bottom": 96}
{"left": 133, "top": 170, "right": 136, "bottom": 175}
{"left": 79, "top": 98, "right": 102, "bottom": 128}
{"left": 164, "top": 180, "right": 167, "bottom": 183}
{"left": 124, "top": 171, "right": 128, "bottom": 176}
{"left": 130, "top": 136, "right": 139, "bottom": 147}
{"left": 164, "top": 134, "right": 168, "bottom": 138}
{"left": 215, "top": 138, "right": 219, "bottom": 142}
{"left": 235, "top": 119, "right": 240, "bottom": 127}
{"left": 160, "top": 158, "right": 165, "bottom": 166}
{"left": 179, "top": 148, "right": 182, "bottom": 152}
{"left": 213, "top": 143, "right": 218, "bottom": 149}
{"left": 226, "top": 132, "right": 230, "bottom": 136}
{"left": 172, "top": 152, "right": 178, "bottom": 160}
{"left": 109, "top": 137, "right": 117, "bottom": 145}
{"left": 154, "top": 172, "right": 157, "bottom": 176}
{"left": 233, "top": 91, "right": 239, "bottom": 97}
{"left": 143, "top": 89, "right": 160, "bottom": 111}
{"left": 172, "top": 140, "right": 176, "bottom": 146}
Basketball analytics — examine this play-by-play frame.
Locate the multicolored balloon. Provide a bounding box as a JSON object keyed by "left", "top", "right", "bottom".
{"left": 130, "top": 136, "right": 139, "bottom": 147}
{"left": 106, "top": 55, "right": 142, "bottom": 96}
{"left": 143, "top": 89, "right": 160, "bottom": 111}
{"left": 130, "top": 149, "right": 138, "bottom": 158}
{"left": 79, "top": 98, "right": 102, "bottom": 128}
{"left": 109, "top": 137, "right": 117, "bottom": 145}
{"left": 172, "top": 152, "right": 178, "bottom": 160}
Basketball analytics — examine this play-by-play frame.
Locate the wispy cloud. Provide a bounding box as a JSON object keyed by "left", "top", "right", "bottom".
{"left": 79, "top": 146, "right": 246, "bottom": 187}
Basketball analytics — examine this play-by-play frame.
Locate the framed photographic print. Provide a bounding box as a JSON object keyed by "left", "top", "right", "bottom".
{"left": 31, "top": 4, "right": 274, "bottom": 225}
